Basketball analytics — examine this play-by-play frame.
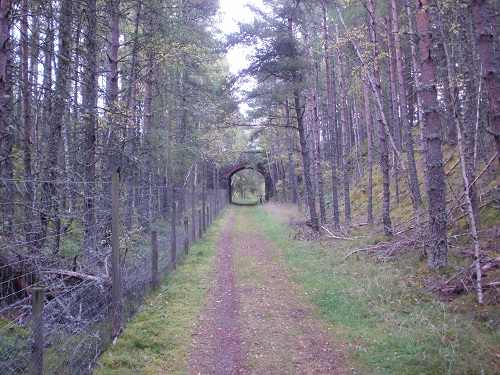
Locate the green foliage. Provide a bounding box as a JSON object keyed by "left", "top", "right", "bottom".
{"left": 0, "top": 320, "right": 29, "bottom": 374}
{"left": 232, "top": 169, "right": 264, "bottom": 199}
{"left": 232, "top": 197, "right": 260, "bottom": 205}
{"left": 59, "top": 237, "right": 80, "bottom": 259}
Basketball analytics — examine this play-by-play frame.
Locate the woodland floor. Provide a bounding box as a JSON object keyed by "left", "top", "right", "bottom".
{"left": 188, "top": 206, "right": 353, "bottom": 374}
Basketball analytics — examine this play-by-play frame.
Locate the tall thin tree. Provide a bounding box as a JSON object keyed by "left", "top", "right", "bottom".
{"left": 416, "top": 0, "right": 448, "bottom": 268}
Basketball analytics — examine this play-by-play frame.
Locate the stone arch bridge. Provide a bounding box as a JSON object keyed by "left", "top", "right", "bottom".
{"left": 220, "top": 151, "right": 274, "bottom": 203}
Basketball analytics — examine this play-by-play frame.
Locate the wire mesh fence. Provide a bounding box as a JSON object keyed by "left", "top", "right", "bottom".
{"left": 0, "top": 174, "right": 229, "bottom": 374}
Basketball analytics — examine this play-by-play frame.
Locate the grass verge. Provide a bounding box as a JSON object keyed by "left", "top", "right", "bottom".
{"left": 255, "top": 204, "right": 500, "bottom": 375}
{"left": 93, "top": 207, "right": 232, "bottom": 375}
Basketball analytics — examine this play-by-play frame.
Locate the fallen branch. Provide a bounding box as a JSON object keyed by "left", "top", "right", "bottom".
{"left": 321, "top": 226, "right": 358, "bottom": 240}
{"left": 342, "top": 245, "right": 386, "bottom": 260}
{"left": 41, "top": 269, "right": 101, "bottom": 282}
{"left": 431, "top": 257, "right": 499, "bottom": 298}
{"left": 483, "top": 282, "right": 500, "bottom": 288}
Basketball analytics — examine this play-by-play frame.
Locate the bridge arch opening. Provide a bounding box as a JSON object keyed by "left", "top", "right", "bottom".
{"left": 229, "top": 167, "right": 267, "bottom": 204}
{"left": 219, "top": 150, "right": 275, "bottom": 203}
{"left": 221, "top": 159, "right": 274, "bottom": 204}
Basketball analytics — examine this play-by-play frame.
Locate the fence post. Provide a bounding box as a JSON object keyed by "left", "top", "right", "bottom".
{"left": 184, "top": 217, "right": 189, "bottom": 254}
{"left": 202, "top": 170, "right": 206, "bottom": 233}
{"left": 198, "top": 209, "right": 202, "bottom": 238}
{"left": 206, "top": 206, "right": 209, "bottom": 229}
{"left": 111, "top": 172, "right": 122, "bottom": 338}
{"left": 30, "top": 287, "right": 44, "bottom": 375}
{"left": 151, "top": 230, "right": 158, "bottom": 287}
{"left": 191, "top": 198, "right": 196, "bottom": 243}
{"left": 171, "top": 198, "right": 177, "bottom": 269}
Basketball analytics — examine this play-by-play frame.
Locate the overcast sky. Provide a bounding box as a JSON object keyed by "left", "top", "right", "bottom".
{"left": 217, "top": 0, "right": 265, "bottom": 114}
{"left": 217, "top": 0, "right": 263, "bottom": 74}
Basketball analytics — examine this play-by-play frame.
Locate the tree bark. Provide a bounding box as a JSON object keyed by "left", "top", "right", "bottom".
{"left": 125, "top": 0, "right": 141, "bottom": 231}
{"left": 407, "top": 2, "right": 429, "bottom": 193}
{"left": 335, "top": 24, "right": 351, "bottom": 224}
{"left": 286, "top": 17, "right": 318, "bottom": 230}
{"left": 38, "top": 0, "right": 72, "bottom": 253}
{"left": 82, "top": 0, "right": 98, "bottom": 257}
{"left": 362, "top": 79, "right": 374, "bottom": 224}
{"left": 321, "top": 0, "right": 340, "bottom": 227}
{"left": 386, "top": 11, "right": 401, "bottom": 203}
{"left": 294, "top": 87, "right": 319, "bottom": 232}
{"left": 391, "top": 0, "right": 422, "bottom": 208}
{"left": 0, "top": 0, "right": 9, "bottom": 141}
{"left": 416, "top": 0, "right": 448, "bottom": 268}
{"left": 284, "top": 103, "right": 301, "bottom": 209}
{"left": 139, "top": 16, "right": 154, "bottom": 233}
{"left": 303, "top": 30, "right": 326, "bottom": 224}
{"left": 0, "top": 0, "right": 13, "bottom": 241}
{"left": 21, "top": 0, "right": 34, "bottom": 246}
{"left": 105, "top": 0, "right": 121, "bottom": 171}
{"left": 366, "top": 0, "right": 393, "bottom": 237}
{"left": 471, "top": 0, "right": 500, "bottom": 165}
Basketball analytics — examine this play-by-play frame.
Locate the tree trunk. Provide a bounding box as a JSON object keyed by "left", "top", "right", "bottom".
{"left": 454, "top": 91, "right": 485, "bottom": 305}
{"left": 191, "top": 161, "right": 198, "bottom": 241}
{"left": 0, "top": 0, "right": 13, "bottom": 241}
{"left": 386, "top": 11, "right": 401, "bottom": 203}
{"left": 99, "top": 0, "right": 121, "bottom": 235}
{"left": 82, "top": 0, "right": 98, "bottom": 257}
{"left": 35, "top": 1, "right": 55, "bottom": 249}
{"left": 366, "top": 0, "right": 393, "bottom": 237}
{"left": 274, "top": 127, "right": 288, "bottom": 203}
{"left": 304, "top": 30, "right": 326, "bottom": 224}
{"left": 363, "top": 79, "right": 374, "bottom": 224}
{"left": 391, "top": 0, "right": 422, "bottom": 209}
{"left": 416, "top": 0, "right": 448, "bottom": 268}
{"left": 51, "top": 0, "right": 73, "bottom": 254}
{"left": 437, "top": 5, "right": 481, "bottom": 229}
{"left": 38, "top": 0, "right": 72, "bottom": 253}
{"left": 294, "top": 87, "right": 319, "bottom": 232}
{"left": 471, "top": 0, "right": 500, "bottom": 165}
{"left": 125, "top": 0, "right": 141, "bottom": 231}
{"left": 407, "top": 3, "right": 429, "bottom": 195}
{"left": 0, "top": 0, "right": 7, "bottom": 140}
{"left": 284, "top": 103, "right": 301, "bottom": 209}
{"left": 21, "top": 0, "right": 34, "bottom": 246}
{"left": 105, "top": 0, "right": 120, "bottom": 169}
{"left": 335, "top": 24, "right": 351, "bottom": 224}
{"left": 322, "top": 0, "right": 340, "bottom": 228}
{"left": 140, "top": 21, "right": 154, "bottom": 233}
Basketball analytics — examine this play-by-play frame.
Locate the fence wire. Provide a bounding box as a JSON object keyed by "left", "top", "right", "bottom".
{"left": 0, "top": 176, "right": 229, "bottom": 374}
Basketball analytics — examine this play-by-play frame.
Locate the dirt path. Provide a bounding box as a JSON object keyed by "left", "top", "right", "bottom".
{"left": 189, "top": 206, "right": 349, "bottom": 374}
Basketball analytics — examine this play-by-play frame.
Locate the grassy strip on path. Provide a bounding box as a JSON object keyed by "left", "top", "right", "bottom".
{"left": 93, "top": 207, "right": 232, "bottom": 375}
{"left": 255, "top": 204, "right": 499, "bottom": 375}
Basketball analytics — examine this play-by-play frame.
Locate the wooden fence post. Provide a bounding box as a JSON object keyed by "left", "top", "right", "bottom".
{"left": 191, "top": 202, "right": 196, "bottom": 243}
{"left": 171, "top": 198, "right": 177, "bottom": 270}
{"left": 198, "top": 209, "right": 202, "bottom": 238}
{"left": 111, "top": 172, "right": 122, "bottom": 338}
{"left": 184, "top": 217, "right": 189, "bottom": 254}
{"left": 30, "top": 287, "right": 44, "bottom": 375}
{"left": 151, "top": 230, "right": 158, "bottom": 287}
